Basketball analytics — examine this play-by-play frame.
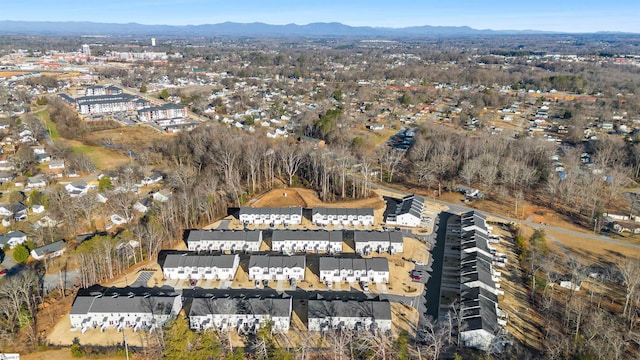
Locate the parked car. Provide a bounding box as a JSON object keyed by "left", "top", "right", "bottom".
{"left": 411, "top": 274, "right": 422, "bottom": 281}
{"left": 0, "top": 269, "right": 7, "bottom": 276}
{"left": 362, "top": 282, "right": 370, "bottom": 292}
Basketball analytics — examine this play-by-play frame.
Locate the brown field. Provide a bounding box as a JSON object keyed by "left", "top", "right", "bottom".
{"left": 250, "top": 187, "right": 387, "bottom": 211}
{"left": 85, "top": 126, "right": 169, "bottom": 149}
{"left": 0, "top": 71, "right": 28, "bottom": 77}
{"left": 545, "top": 230, "right": 640, "bottom": 262}
{"left": 22, "top": 349, "right": 131, "bottom": 360}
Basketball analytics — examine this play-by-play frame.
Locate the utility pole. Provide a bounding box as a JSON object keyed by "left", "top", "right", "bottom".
{"left": 123, "top": 332, "right": 130, "bottom": 360}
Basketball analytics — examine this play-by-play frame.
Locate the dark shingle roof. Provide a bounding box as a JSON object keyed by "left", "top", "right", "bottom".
{"left": 308, "top": 300, "right": 391, "bottom": 320}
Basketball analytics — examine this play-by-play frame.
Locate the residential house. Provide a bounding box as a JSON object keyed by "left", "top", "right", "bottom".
{"left": 307, "top": 299, "right": 392, "bottom": 332}
{"left": 65, "top": 180, "right": 89, "bottom": 197}
{"left": 186, "top": 229, "right": 263, "bottom": 253}
{"left": 69, "top": 285, "right": 181, "bottom": 333}
{"left": 271, "top": 230, "right": 343, "bottom": 254}
{"left": 35, "top": 153, "right": 51, "bottom": 164}
{"left": 0, "top": 157, "right": 14, "bottom": 171}
{"left": 31, "top": 204, "right": 45, "bottom": 213}
{"left": 312, "top": 207, "right": 374, "bottom": 226}
{"left": 141, "top": 173, "right": 163, "bottom": 185}
{"left": 134, "top": 198, "right": 153, "bottom": 213}
{"left": 48, "top": 159, "right": 65, "bottom": 170}
{"left": 353, "top": 230, "right": 404, "bottom": 255}
{"left": 152, "top": 189, "right": 172, "bottom": 202}
{"left": 188, "top": 289, "right": 292, "bottom": 333}
{"left": 0, "top": 202, "right": 28, "bottom": 221}
{"left": 384, "top": 194, "right": 425, "bottom": 227}
{"left": 238, "top": 206, "right": 302, "bottom": 225}
{"left": 27, "top": 174, "right": 47, "bottom": 188}
{"left": 0, "top": 230, "right": 27, "bottom": 249}
{"left": 319, "top": 257, "right": 389, "bottom": 284}
{"left": 31, "top": 240, "right": 66, "bottom": 260}
{"left": 0, "top": 171, "right": 15, "bottom": 183}
{"left": 160, "top": 252, "right": 240, "bottom": 280}
{"left": 248, "top": 255, "right": 306, "bottom": 281}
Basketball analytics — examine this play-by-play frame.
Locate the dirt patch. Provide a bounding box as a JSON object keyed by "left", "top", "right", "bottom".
{"left": 250, "top": 187, "right": 387, "bottom": 211}
{"left": 251, "top": 189, "right": 308, "bottom": 208}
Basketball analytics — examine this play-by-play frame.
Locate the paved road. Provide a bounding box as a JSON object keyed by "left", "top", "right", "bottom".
{"left": 374, "top": 183, "right": 640, "bottom": 251}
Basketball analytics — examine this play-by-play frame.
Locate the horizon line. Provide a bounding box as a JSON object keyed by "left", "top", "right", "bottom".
{"left": 0, "top": 19, "right": 637, "bottom": 35}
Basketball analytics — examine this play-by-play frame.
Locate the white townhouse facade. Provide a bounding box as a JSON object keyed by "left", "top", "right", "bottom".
{"left": 307, "top": 299, "right": 392, "bottom": 332}
{"left": 248, "top": 255, "right": 306, "bottom": 281}
{"left": 239, "top": 206, "right": 302, "bottom": 225}
{"left": 189, "top": 293, "right": 292, "bottom": 333}
{"left": 271, "top": 230, "right": 343, "bottom": 254}
{"left": 353, "top": 230, "right": 404, "bottom": 255}
{"left": 161, "top": 253, "right": 240, "bottom": 280}
{"left": 69, "top": 286, "right": 181, "bottom": 333}
{"left": 385, "top": 194, "right": 425, "bottom": 227}
{"left": 186, "top": 229, "right": 263, "bottom": 253}
{"left": 319, "top": 257, "right": 389, "bottom": 284}
{"left": 312, "top": 207, "right": 374, "bottom": 226}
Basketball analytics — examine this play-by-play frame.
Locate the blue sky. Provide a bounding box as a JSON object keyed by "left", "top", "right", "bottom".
{"left": 2, "top": 0, "right": 639, "bottom": 33}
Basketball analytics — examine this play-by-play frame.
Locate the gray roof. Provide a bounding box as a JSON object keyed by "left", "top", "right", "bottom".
{"left": 161, "top": 253, "right": 238, "bottom": 270}
{"left": 239, "top": 206, "right": 302, "bottom": 217}
{"left": 248, "top": 255, "right": 306, "bottom": 269}
{"left": 319, "top": 257, "right": 389, "bottom": 272}
{"left": 71, "top": 286, "right": 178, "bottom": 316}
{"left": 312, "top": 207, "right": 374, "bottom": 217}
{"left": 76, "top": 93, "right": 137, "bottom": 104}
{"left": 189, "top": 295, "right": 291, "bottom": 318}
{"left": 32, "top": 240, "right": 65, "bottom": 257}
{"left": 391, "top": 194, "right": 424, "bottom": 219}
{"left": 138, "top": 103, "right": 185, "bottom": 113}
{"left": 308, "top": 300, "right": 391, "bottom": 321}
{"left": 187, "top": 229, "right": 262, "bottom": 243}
{"left": 272, "top": 230, "right": 343, "bottom": 243}
{"left": 353, "top": 230, "right": 403, "bottom": 244}
{"left": 0, "top": 230, "right": 26, "bottom": 246}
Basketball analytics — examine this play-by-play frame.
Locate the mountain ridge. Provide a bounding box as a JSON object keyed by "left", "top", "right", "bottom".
{"left": 0, "top": 20, "right": 574, "bottom": 37}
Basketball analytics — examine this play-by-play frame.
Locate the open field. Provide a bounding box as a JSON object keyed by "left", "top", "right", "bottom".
{"left": 66, "top": 139, "right": 131, "bottom": 170}
{"left": 35, "top": 109, "right": 59, "bottom": 140}
{"left": 85, "top": 126, "right": 168, "bottom": 149}
{"left": 23, "top": 349, "right": 129, "bottom": 360}
{"left": 250, "top": 187, "right": 387, "bottom": 210}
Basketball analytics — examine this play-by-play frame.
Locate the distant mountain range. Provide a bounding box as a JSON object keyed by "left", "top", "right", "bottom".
{"left": 0, "top": 20, "right": 568, "bottom": 37}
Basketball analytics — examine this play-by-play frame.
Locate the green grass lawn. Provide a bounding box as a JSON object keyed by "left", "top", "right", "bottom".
{"left": 36, "top": 109, "right": 60, "bottom": 140}
{"left": 68, "top": 140, "right": 130, "bottom": 169}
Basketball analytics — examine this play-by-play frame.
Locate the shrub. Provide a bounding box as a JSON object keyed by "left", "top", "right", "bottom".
{"left": 12, "top": 245, "right": 29, "bottom": 263}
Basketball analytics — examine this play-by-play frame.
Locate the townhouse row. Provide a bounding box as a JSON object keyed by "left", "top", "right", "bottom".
{"left": 159, "top": 252, "right": 390, "bottom": 285}
{"left": 70, "top": 286, "right": 392, "bottom": 334}
{"left": 186, "top": 229, "right": 404, "bottom": 255}
{"left": 456, "top": 211, "right": 507, "bottom": 351}
{"left": 238, "top": 206, "right": 375, "bottom": 227}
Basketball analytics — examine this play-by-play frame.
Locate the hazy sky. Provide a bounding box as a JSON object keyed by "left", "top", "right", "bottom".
{"left": 2, "top": 0, "right": 639, "bottom": 33}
